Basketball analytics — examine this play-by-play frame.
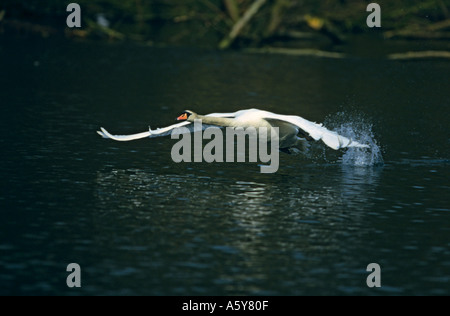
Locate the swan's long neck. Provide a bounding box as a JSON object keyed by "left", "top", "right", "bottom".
{"left": 193, "top": 115, "right": 237, "bottom": 127}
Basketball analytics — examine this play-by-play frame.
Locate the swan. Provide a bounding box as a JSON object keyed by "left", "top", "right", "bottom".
{"left": 97, "top": 108, "right": 369, "bottom": 151}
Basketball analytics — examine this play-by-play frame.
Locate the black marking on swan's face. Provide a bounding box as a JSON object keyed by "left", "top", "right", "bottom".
{"left": 176, "top": 110, "right": 193, "bottom": 121}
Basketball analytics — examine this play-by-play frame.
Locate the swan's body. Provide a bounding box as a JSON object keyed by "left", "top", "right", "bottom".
{"left": 97, "top": 108, "right": 369, "bottom": 151}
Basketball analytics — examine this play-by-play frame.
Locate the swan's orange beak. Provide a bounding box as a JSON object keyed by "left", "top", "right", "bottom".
{"left": 177, "top": 113, "right": 188, "bottom": 121}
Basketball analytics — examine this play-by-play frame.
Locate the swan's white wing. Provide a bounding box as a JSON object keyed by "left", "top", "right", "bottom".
{"left": 98, "top": 121, "right": 223, "bottom": 141}
{"left": 97, "top": 127, "right": 151, "bottom": 141}
{"left": 154, "top": 122, "right": 222, "bottom": 136}
{"left": 148, "top": 121, "right": 192, "bottom": 137}
{"left": 204, "top": 110, "right": 242, "bottom": 118}
{"left": 261, "top": 111, "right": 369, "bottom": 150}
{"left": 205, "top": 109, "right": 265, "bottom": 119}
{"left": 97, "top": 121, "right": 191, "bottom": 141}
{"left": 98, "top": 110, "right": 244, "bottom": 141}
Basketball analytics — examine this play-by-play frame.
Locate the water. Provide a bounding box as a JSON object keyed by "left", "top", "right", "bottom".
{"left": 0, "top": 36, "right": 449, "bottom": 295}
{"left": 326, "top": 112, "right": 384, "bottom": 166}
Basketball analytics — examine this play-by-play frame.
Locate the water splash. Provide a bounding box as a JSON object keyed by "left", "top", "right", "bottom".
{"left": 325, "top": 112, "right": 384, "bottom": 167}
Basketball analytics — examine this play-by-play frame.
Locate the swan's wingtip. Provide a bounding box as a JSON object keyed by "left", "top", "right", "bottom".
{"left": 97, "top": 129, "right": 108, "bottom": 138}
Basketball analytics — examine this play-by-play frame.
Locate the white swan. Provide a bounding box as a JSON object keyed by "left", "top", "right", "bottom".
{"left": 97, "top": 108, "right": 369, "bottom": 151}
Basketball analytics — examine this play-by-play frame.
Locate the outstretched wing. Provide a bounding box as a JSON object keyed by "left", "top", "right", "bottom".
{"left": 145, "top": 111, "right": 242, "bottom": 137}
{"left": 97, "top": 120, "right": 226, "bottom": 141}
{"left": 97, "top": 127, "right": 151, "bottom": 141}
{"left": 260, "top": 111, "right": 369, "bottom": 150}
{"left": 97, "top": 110, "right": 241, "bottom": 141}
{"left": 147, "top": 121, "right": 192, "bottom": 137}
{"left": 204, "top": 111, "right": 241, "bottom": 118}
{"left": 97, "top": 121, "right": 193, "bottom": 141}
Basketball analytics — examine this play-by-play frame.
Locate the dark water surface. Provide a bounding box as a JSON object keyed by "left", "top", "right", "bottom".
{"left": 0, "top": 37, "right": 449, "bottom": 295}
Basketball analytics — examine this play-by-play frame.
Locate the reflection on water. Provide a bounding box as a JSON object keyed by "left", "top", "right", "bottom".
{"left": 91, "top": 163, "right": 387, "bottom": 294}
{"left": 95, "top": 164, "right": 382, "bottom": 223}
{"left": 1, "top": 37, "right": 449, "bottom": 295}
{"left": 340, "top": 164, "right": 382, "bottom": 206}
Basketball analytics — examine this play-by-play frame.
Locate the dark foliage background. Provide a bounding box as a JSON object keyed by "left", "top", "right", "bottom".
{"left": 1, "top": 0, "right": 449, "bottom": 50}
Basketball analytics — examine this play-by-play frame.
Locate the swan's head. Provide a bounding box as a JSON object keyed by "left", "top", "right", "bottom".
{"left": 176, "top": 110, "right": 197, "bottom": 122}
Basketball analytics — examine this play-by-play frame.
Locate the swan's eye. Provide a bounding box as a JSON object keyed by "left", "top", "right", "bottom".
{"left": 177, "top": 113, "right": 188, "bottom": 121}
